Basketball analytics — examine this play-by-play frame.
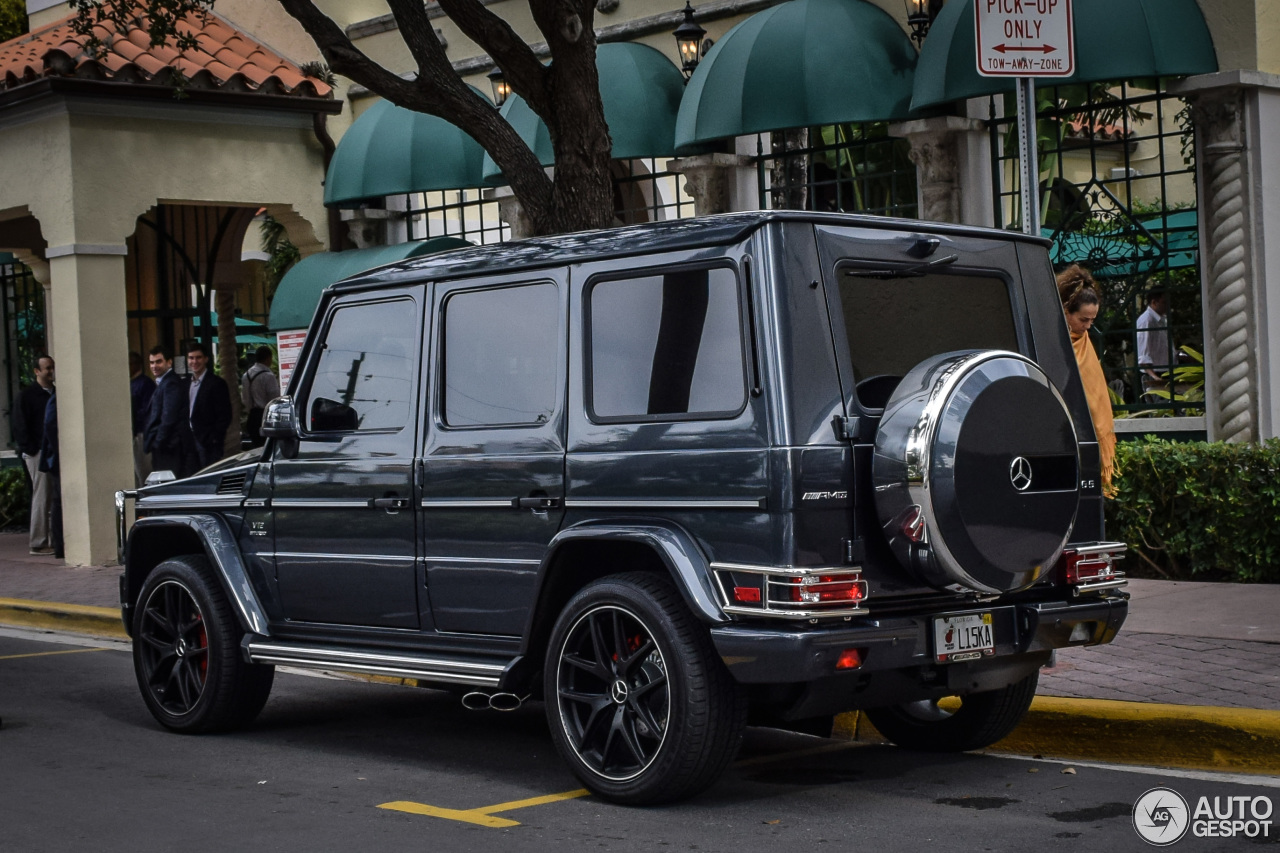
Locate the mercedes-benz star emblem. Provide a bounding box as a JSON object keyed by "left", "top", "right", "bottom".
{"left": 1009, "top": 456, "right": 1033, "bottom": 492}
{"left": 611, "top": 680, "right": 630, "bottom": 704}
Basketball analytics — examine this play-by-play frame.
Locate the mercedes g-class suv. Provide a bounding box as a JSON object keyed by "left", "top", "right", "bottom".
{"left": 116, "top": 211, "right": 1127, "bottom": 804}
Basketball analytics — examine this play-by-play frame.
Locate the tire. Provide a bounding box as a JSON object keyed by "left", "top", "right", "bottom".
{"left": 544, "top": 572, "right": 746, "bottom": 805}
{"left": 132, "top": 555, "right": 274, "bottom": 733}
{"left": 865, "top": 671, "right": 1038, "bottom": 753}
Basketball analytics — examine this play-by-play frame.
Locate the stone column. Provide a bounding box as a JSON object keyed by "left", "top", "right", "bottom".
{"left": 668, "top": 153, "right": 756, "bottom": 216}
{"left": 888, "top": 116, "right": 991, "bottom": 225}
{"left": 1176, "top": 71, "right": 1280, "bottom": 442}
{"left": 44, "top": 245, "right": 135, "bottom": 566}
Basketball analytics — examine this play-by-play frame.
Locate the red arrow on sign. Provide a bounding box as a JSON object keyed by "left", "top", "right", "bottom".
{"left": 993, "top": 44, "right": 1057, "bottom": 53}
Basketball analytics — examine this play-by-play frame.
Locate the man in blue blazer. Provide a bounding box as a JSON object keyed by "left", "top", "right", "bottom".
{"left": 185, "top": 342, "right": 232, "bottom": 471}
{"left": 143, "top": 345, "right": 195, "bottom": 479}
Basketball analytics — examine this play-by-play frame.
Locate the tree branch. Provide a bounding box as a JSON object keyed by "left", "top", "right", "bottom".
{"left": 434, "top": 0, "right": 550, "bottom": 113}
{"left": 385, "top": 0, "right": 450, "bottom": 78}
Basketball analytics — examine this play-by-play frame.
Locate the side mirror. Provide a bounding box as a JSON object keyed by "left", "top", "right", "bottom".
{"left": 260, "top": 396, "right": 299, "bottom": 439}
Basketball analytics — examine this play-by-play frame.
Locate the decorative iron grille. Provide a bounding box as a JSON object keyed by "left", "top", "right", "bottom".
{"left": 988, "top": 80, "right": 1203, "bottom": 418}
{"left": 1, "top": 254, "right": 46, "bottom": 446}
{"left": 611, "top": 158, "right": 696, "bottom": 225}
{"left": 406, "top": 190, "right": 510, "bottom": 246}
{"left": 754, "top": 123, "right": 918, "bottom": 217}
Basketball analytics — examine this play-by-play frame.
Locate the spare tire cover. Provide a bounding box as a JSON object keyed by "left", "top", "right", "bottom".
{"left": 872, "top": 350, "right": 1079, "bottom": 594}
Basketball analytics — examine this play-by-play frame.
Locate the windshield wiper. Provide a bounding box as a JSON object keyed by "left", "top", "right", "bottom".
{"left": 844, "top": 253, "right": 959, "bottom": 279}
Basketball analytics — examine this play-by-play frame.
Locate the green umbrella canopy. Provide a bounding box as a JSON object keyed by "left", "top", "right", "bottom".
{"left": 481, "top": 42, "right": 690, "bottom": 184}
{"left": 268, "top": 238, "right": 472, "bottom": 331}
{"left": 674, "top": 0, "right": 918, "bottom": 149}
{"left": 324, "top": 95, "right": 490, "bottom": 208}
{"left": 911, "top": 0, "right": 1217, "bottom": 111}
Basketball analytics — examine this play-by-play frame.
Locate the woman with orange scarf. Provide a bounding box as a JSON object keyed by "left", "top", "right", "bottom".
{"left": 1057, "top": 265, "right": 1115, "bottom": 496}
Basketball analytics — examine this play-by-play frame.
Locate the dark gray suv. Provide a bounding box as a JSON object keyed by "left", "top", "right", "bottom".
{"left": 116, "top": 211, "right": 1127, "bottom": 804}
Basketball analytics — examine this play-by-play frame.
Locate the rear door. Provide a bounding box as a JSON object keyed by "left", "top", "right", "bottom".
{"left": 271, "top": 288, "right": 423, "bottom": 629}
{"left": 420, "top": 272, "right": 568, "bottom": 635}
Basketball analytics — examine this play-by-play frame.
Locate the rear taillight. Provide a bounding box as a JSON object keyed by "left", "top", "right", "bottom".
{"left": 784, "top": 574, "right": 867, "bottom": 604}
{"left": 712, "top": 563, "right": 869, "bottom": 620}
{"left": 1060, "top": 542, "right": 1128, "bottom": 588}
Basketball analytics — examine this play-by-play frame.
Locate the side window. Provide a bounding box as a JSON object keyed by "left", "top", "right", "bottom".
{"left": 442, "top": 282, "right": 559, "bottom": 427}
{"left": 305, "top": 299, "right": 416, "bottom": 432}
{"left": 588, "top": 266, "right": 746, "bottom": 421}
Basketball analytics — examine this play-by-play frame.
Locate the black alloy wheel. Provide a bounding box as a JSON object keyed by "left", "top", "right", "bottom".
{"left": 556, "top": 604, "right": 672, "bottom": 782}
{"left": 865, "top": 671, "right": 1040, "bottom": 753}
{"left": 132, "top": 555, "right": 274, "bottom": 733}
{"left": 137, "top": 578, "right": 210, "bottom": 716}
{"left": 545, "top": 573, "right": 746, "bottom": 804}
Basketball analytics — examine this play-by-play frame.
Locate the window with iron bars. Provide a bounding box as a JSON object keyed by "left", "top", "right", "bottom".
{"left": 988, "top": 79, "right": 1202, "bottom": 419}
{"left": 406, "top": 189, "right": 510, "bottom": 245}
{"left": 1, "top": 255, "right": 46, "bottom": 446}
{"left": 754, "top": 123, "right": 918, "bottom": 217}
{"left": 611, "top": 158, "right": 696, "bottom": 225}
{"left": 405, "top": 158, "right": 697, "bottom": 242}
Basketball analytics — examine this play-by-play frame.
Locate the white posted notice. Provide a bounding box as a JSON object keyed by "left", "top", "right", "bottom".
{"left": 976, "top": 0, "right": 1074, "bottom": 78}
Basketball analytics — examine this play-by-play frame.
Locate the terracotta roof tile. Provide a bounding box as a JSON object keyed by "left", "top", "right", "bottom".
{"left": 0, "top": 4, "right": 332, "bottom": 98}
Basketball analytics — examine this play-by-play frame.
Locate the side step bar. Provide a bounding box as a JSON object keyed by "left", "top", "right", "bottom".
{"left": 244, "top": 640, "right": 507, "bottom": 688}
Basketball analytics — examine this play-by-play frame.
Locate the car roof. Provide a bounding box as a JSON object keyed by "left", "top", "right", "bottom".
{"left": 331, "top": 210, "right": 1048, "bottom": 294}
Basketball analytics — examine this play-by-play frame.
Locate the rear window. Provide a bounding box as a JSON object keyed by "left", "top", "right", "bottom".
{"left": 588, "top": 266, "right": 746, "bottom": 421}
{"left": 835, "top": 269, "right": 1018, "bottom": 408}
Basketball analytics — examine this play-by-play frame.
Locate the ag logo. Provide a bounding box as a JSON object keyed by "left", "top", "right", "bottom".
{"left": 1009, "top": 456, "right": 1033, "bottom": 492}
{"left": 1133, "top": 787, "right": 1190, "bottom": 846}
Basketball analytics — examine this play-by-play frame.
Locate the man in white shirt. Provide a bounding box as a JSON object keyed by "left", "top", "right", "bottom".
{"left": 1136, "top": 288, "right": 1171, "bottom": 401}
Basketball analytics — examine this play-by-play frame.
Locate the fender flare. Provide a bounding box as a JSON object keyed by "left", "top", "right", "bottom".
{"left": 126, "top": 515, "right": 270, "bottom": 637}
{"left": 532, "top": 519, "right": 730, "bottom": 630}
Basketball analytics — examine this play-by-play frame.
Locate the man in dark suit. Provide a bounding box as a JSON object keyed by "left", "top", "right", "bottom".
{"left": 185, "top": 342, "right": 232, "bottom": 470}
{"left": 143, "top": 345, "right": 194, "bottom": 479}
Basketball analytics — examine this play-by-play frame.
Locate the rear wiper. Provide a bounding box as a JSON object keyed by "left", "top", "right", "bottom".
{"left": 844, "top": 253, "right": 959, "bottom": 279}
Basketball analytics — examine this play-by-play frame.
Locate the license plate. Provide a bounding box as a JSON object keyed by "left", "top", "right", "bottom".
{"left": 934, "top": 612, "right": 995, "bottom": 662}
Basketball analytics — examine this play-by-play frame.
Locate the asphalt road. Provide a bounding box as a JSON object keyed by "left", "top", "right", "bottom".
{"left": 2, "top": 628, "right": 1277, "bottom": 853}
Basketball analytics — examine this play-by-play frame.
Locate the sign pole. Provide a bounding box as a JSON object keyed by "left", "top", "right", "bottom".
{"left": 1016, "top": 76, "right": 1040, "bottom": 236}
{"left": 975, "top": 0, "right": 1074, "bottom": 236}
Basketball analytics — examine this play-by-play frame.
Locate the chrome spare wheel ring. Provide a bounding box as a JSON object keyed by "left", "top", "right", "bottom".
{"left": 556, "top": 604, "right": 670, "bottom": 782}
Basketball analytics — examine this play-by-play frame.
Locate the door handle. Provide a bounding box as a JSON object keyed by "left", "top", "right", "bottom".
{"left": 371, "top": 497, "right": 410, "bottom": 510}
{"left": 515, "top": 496, "right": 561, "bottom": 510}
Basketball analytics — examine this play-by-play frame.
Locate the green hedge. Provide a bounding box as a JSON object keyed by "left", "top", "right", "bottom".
{"left": 1106, "top": 438, "right": 1280, "bottom": 583}
{"left": 0, "top": 465, "right": 29, "bottom": 529}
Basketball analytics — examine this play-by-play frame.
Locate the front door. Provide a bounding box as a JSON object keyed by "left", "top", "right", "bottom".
{"left": 272, "top": 289, "right": 423, "bottom": 629}
{"left": 421, "top": 274, "right": 567, "bottom": 635}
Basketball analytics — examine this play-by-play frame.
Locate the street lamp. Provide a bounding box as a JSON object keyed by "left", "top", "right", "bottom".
{"left": 487, "top": 66, "right": 511, "bottom": 107}
{"left": 904, "top": 0, "right": 940, "bottom": 47}
{"left": 673, "top": 2, "right": 707, "bottom": 78}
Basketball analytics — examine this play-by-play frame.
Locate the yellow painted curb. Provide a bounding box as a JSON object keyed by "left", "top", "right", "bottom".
{"left": 837, "top": 696, "right": 1280, "bottom": 776}
{"left": 0, "top": 598, "right": 127, "bottom": 639}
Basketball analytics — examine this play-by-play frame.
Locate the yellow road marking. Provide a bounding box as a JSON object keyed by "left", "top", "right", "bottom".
{"left": 0, "top": 647, "right": 111, "bottom": 661}
{"left": 379, "top": 788, "right": 590, "bottom": 828}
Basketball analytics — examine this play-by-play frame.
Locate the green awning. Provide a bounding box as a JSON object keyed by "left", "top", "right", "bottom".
{"left": 911, "top": 0, "right": 1217, "bottom": 111}
{"left": 481, "top": 42, "right": 692, "bottom": 185}
{"left": 193, "top": 311, "right": 271, "bottom": 345}
{"left": 268, "top": 238, "right": 472, "bottom": 331}
{"left": 673, "top": 0, "right": 917, "bottom": 149}
{"left": 325, "top": 98, "right": 489, "bottom": 208}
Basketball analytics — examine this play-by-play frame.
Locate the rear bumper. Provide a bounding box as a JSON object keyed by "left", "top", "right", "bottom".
{"left": 710, "top": 593, "right": 1127, "bottom": 684}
